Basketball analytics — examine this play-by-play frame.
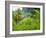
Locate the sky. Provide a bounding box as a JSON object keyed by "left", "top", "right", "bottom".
{"left": 12, "top": 6, "right": 23, "bottom": 11}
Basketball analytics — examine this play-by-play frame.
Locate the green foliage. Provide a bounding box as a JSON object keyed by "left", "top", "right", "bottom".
{"left": 12, "top": 9, "right": 23, "bottom": 24}
{"left": 12, "top": 8, "right": 40, "bottom": 31}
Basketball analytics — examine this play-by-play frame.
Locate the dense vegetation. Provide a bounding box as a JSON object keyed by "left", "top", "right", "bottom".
{"left": 12, "top": 8, "right": 40, "bottom": 31}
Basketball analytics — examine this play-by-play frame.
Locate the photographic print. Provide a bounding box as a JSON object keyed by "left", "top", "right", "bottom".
{"left": 12, "top": 7, "right": 40, "bottom": 31}
{"left": 5, "top": 1, "right": 44, "bottom": 37}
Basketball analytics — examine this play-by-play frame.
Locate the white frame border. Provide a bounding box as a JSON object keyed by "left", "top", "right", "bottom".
{"left": 10, "top": 4, "right": 43, "bottom": 34}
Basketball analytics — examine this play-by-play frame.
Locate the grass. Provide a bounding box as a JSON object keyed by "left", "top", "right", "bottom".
{"left": 12, "top": 17, "right": 40, "bottom": 31}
